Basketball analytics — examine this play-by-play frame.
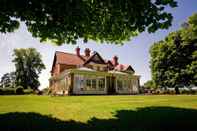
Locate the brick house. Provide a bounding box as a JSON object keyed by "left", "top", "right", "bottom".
{"left": 49, "top": 47, "right": 140, "bottom": 95}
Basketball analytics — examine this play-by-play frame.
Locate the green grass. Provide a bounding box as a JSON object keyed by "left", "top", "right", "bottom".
{"left": 0, "top": 95, "right": 197, "bottom": 131}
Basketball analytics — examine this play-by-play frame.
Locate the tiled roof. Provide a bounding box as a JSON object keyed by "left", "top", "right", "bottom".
{"left": 53, "top": 50, "right": 135, "bottom": 72}
{"left": 114, "top": 64, "right": 134, "bottom": 72}
{"left": 55, "top": 51, "right": 88, "bottom": 65}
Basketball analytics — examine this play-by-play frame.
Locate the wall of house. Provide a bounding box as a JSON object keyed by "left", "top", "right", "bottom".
{"left": 51, "top": 64, "right": 76, "bottom": 76}
{"left": 60, "top": 64, "right": 76, "bottom": 72}
{"left": 51, "top": 64, "right": 60, "bottom": 76}
{"left": 50, "top": 75, "right": 71, "bottom": 95}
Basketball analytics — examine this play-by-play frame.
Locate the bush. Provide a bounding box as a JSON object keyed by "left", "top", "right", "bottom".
{"left": 41, "top": 87, "right": 49, "bottom": 95}
{"left": 163, "top": 90, "right": 176, "bottom": 95}
{"left": 0, "top": 88, "right": 15, "bottom": 95}
{"left": 24, "top": 88, "right": 34, "bottom": 94}
{"left": 15, "top": 86, "right": 24, "bottom": 95}
{"left": 181, "top": 90, "right": 197, "bottom": 95}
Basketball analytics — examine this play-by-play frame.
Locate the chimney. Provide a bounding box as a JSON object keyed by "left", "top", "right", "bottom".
{"left": 84, "top": 48, "right": 91, "bottom": 57}
{"left": 75, "top": 46, "right": 80, "bottom": 56}
{"left": 113, "top": 55, "right": 118, "bottom": 66}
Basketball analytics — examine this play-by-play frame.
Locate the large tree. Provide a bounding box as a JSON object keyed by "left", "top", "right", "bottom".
{"left": 0, "top": 0, "right": 177, "bottom": 45}
{"left": 150, "top": 13, "right": 197, "bottom": 94}
{"left": 12, "top": 48, "right": 45, "bottom": 90}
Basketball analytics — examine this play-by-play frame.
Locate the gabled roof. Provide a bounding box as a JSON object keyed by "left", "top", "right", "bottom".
{"left": 51, "top": 50, "right": 135, "bottom": 74}
{"left": 114, "top": 64, "right": 135, "bottom": 73}
{"left": 83, "top": 52, "right": 106, "bottom": 65}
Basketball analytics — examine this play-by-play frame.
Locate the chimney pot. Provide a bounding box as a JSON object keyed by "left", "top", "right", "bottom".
{"left": 113, "top": 55, "right": 118, "bottom": 66}
{"left": 84, "top": 48, "right": 91, "bottom": 57}
{"left": 75, "top": 46, "right": 80, "bottom": 56}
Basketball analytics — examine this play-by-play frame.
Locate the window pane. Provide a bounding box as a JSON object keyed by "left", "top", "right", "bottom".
{"left": 92, "top": 79, "right": 96, "bottom": 89}
{"left": 86, "top": 79, "right": 91, "bottom": 90}
{"left": 117, "top": 79, "right": 123, "bottom": 90}
{"left": 98, "top": 78, "right": 105, "bottom": 90}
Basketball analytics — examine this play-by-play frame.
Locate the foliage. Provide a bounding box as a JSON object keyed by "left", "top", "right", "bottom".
{"left": 41, "top": 87, "right": 49, "bottom": 95}
{"left": 0, "top": 86, "right": 36, "bottom": 95}
{"left": 0, "top": 0, "right": 177, "bottom": 45}
{"left": 24, "top": 88, "right": 34, "bottom": 94}
{"left": 0, "top": 72, "right": 16, "bottom": 88}
{"left": 0, "top": 88, "right": 16, "bottom": 95}
{"left": 143, "top": 80, "right": 156, "bottom": 89}
{"left": 15, "top": 86, "right": 24, "bottom": 95}
{"left": 12, "top": 48, "right": 45, "bottom": 90}
{"left": 150, "top": 13, "right": 197, "bottom": 94}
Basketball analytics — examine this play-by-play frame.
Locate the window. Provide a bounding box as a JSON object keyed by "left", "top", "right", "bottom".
{"left": 123, "top": 80, "right": 129, "bottom": 89}
{"left": 117, "top": 79, "right": 123, "bottom": 90}
{"left": 92, "top": 79, "right": 97, "bottom": 89}
{"left": 86, "top": 79, "right": 91, "bottom": 90}
{"left": 98, "top": 78, "right": 105, "bottom": 90}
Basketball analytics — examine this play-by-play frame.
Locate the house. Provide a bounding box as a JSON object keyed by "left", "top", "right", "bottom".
{"left": 49, "top": 47, "right": 140, "bottom": 95}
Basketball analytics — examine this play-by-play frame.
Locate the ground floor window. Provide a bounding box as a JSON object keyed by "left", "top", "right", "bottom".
{"left": 92, "top": 79, "right": 97, "bottom": 89}
{"left": 86, "top": 79, "right": 92, "bottom": 90}
{"left": 98, "top": 78, "right": 105, "bottom": 90}
{"left": 75, "top": 75, "right": 105, "bottom": 91}
{"left": 116, "top": 78, "right": 131, "bottom": 91}
{"left": 117, "top": 79, "right": 123, "bottom": 90}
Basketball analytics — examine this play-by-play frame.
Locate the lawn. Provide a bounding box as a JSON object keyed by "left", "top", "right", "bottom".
{"left": 0, "top": 95, "right": 197, "bottom": 131}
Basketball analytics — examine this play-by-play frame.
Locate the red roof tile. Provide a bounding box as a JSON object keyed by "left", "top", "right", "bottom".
{"left": 55, "top": 51, "right": 88, "bottom": 65}
{"left": 52, "top": 50, "right": 135, "bottom": 72}
{"left": 114, "top": 64, "right": 134, "bottom": 72}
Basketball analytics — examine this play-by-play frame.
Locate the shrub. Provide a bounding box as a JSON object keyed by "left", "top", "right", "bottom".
{"left": 190, "top": 90, "right": 197, "bottom": 95}
{"left": 33, "top": 89, "right": 43, "bottom": 95}
{"left": 163, "top": 90, "right": 176, "bottom": 95}
{"left": 15, "top": 86, "right": 24, "bottom": 95}
{"left": 0, "top": 88, "right": 15, "bottom": 95}
{"left": 24, "top": 88, "right": 34, "bottom": 94}
{"left": 41, "top": 87, "right": 49, "bottom": 95}
{"left": 181, "top": 90, "right": 197, "bottom": 95}
{"left": 0, "top": 88, "right": 3, "bottom": 95}
{"left": 181, "top": 90, "right": 190, "bottom": 94}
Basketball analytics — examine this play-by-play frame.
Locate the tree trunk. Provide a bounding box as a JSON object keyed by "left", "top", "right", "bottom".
{"left": 175, "top": 86, "right": 180, "bottom": 94}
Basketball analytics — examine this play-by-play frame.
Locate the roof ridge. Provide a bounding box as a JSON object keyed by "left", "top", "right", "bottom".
{"left": 55, "top": 51, "right": 86, "bottom": 57}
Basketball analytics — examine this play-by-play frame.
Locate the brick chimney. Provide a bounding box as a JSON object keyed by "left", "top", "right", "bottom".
{"left": 84, "top": 48, "right": 91, "bottom": 57}
{"left": 75, "top": 46, "right": 80, "bottom": 56}
{"left": 113, "top": 55, "right": 119, "bottom": 66}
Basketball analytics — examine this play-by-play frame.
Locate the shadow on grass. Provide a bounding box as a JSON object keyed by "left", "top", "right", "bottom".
{"left": 0, "top": 106, "right": 197, "bottom": 131}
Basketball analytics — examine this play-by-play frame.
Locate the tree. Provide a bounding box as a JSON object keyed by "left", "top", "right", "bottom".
{"left": 0, "top": 0, "right": 177, "bottom": 45}
{"left": 143, "top": 80, "right": 156, "bottom": 89}
{"left": 150, "top": 13, "right": 197, "bottom": 94}
{"left": 0, "top": 72, "right": 16, "bottom": 88}
{"left": 12, "top": 48, "right": 45, "bottom": 90}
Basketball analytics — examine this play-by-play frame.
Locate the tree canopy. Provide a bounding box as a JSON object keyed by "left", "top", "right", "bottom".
{"left": 149, "top": 13, "right": 197, "bottom": 93}
{"left": 0, "top": 0, "right": 177, "bottom": 45}
{"left": 0, "top": 72, "right": 15, "bottom": 88}
{"left": 143, "top": 80, "right": 156, "bottom": 89}
{"left": 12, "top": 48, "right": 45, "bottom": 90}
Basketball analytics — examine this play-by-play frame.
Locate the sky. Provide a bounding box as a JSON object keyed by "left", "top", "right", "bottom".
{"left": 0, "top": 0, "right": 197, "bottom": 89}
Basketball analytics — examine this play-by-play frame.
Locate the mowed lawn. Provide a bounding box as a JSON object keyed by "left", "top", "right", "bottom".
{"left": 0, "top": 95, "right": 197, "bottom": 131}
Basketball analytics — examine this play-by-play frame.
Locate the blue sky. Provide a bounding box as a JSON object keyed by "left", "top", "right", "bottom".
{"left": 0, "top": 0, "right": 196, "bottom": 89}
